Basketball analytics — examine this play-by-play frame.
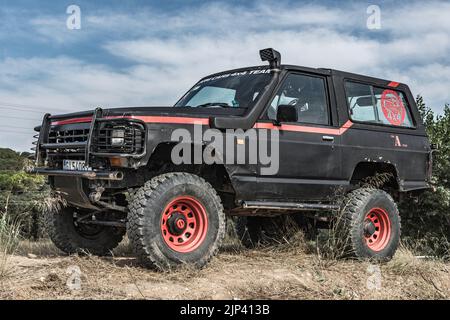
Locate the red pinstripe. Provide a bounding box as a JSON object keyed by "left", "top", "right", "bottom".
{"left": 51, "top": 116, "right": 353, "bottom": 136}
{"left": 388, "top": 81, "right": 400, "bottom": 88}
{"left": 253, "top": 120, "right": 353, "bottom": 135}
{"left": 126, "top": 116, "right": 210, "bottom": 125}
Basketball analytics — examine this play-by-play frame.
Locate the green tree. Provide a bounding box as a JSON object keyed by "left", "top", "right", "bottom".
{"left": 0, "top": 149, "right": 48, "bottom": 239}
{"left": 399, "top": 97, "right": 450, "bottom": 258}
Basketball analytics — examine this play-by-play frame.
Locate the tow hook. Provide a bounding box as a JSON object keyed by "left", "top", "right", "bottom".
{"left": 89, "top": 186, "right": 105, "bottom": 203}
{"left": 89, "top": 185, "right": 127, "bottom": 213}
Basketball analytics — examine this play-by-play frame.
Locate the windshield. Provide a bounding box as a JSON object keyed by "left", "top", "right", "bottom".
{"left": 175, "top": 69, "right": 273, "bottom": 109}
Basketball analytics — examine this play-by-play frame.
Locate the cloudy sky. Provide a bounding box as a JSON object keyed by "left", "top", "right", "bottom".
{"left": 1, "top": 0, "right": 450, "bottom": 151}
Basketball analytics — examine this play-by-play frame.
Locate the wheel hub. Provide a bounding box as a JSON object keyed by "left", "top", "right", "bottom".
{"left": 364, "top": 207, "right": 392, "bottom": 252}
{"left": 167, "top": 213, "right": 187, "bottom": 236}
{"left": 364, "top": 220, "right": 376, "bottom": 237}
{"left": 160, "top": 196, "right": 208, "bottom": 253}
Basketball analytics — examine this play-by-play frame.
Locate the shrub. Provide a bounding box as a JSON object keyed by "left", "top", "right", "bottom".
{"left": 398, "top": 97, "right": 450, "bottom": 259}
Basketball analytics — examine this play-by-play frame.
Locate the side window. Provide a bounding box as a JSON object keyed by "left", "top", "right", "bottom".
{"left": 345, "top": 82, "right": 377, "bottom": 122}
{"left": 372, "top": 87, "right": 414, "bottom": 127}
{"left": 345, "top": 81, "right": 414, "bottom": 128}
{"left": 268, "top": 73, "right": 329, "bottom": 125}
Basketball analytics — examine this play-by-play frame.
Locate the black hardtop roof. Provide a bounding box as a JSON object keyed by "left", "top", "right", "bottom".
{"left": 202, "top": 64, "right": 403, "bottom": 88}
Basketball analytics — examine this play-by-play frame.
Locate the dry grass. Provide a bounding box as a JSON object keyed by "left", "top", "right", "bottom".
{"left": 0, "top": 214, "right": 22, "bottom": 282}
{"left": 0, "top": 234, "right": 448, "bottom": 300}
{"left": 33, "top": 191, "right": 67, "bottom": 216}
{"left": 1, "top": 216, "right": 448, "bottom": 300}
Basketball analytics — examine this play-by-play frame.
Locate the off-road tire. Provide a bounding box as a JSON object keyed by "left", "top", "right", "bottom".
{"left": 127, "top": 172, "right": 226, "bottom": 270}
{"left": 45, "top": 206, "right": 125, "bottom": 256}
{"left": 340, "top": 187, "right": 401, "bottom": 261}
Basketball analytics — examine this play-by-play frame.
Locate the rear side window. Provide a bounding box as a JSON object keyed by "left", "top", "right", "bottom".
{"left": 345, "top": 81, "right": 414, "bottom": 128}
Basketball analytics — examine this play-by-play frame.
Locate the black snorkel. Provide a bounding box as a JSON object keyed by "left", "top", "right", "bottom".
{"left": 210, "top": 48, "right": 281, "bottom": 129}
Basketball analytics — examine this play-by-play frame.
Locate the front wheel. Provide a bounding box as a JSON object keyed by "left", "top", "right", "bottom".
{"left": 340, "top": 187, "right": 401, "bottom": 261}
{"left": 45, "top": 206, "right": 125, "bottom": 256}
{"left": 127, "top": 173, "right": 226, "bottom": 270}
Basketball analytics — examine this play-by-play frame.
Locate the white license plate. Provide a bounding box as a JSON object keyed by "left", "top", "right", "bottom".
{"left": 63, "top": 160, "right": 92, "bottom": 171}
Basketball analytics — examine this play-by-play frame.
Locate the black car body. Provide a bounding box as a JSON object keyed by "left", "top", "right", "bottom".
{"left": 32, "top": 65, "right": 431, "bottom": 209}
{"left": 30, "top": 49, "right": 432, "bottom": 267}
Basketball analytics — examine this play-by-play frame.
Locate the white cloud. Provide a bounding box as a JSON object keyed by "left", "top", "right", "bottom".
{"left": 381, "top": 32, "right": 450, "bottom": 64}
{"left": 104, "top": 30, "right": 380, "bottom": 72}
{"left": 383, "top": 1, "right": 450, "bottom": 36}
{"left": 85, "top": 2, "right": 357, "bottom": 36}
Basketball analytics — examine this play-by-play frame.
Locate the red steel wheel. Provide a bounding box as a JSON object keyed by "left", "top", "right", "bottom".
{"left": 160, "top": 196, "right": 208, "bottom": 253}
{"left": 364, "top": 207, "right": 391, "bottom": 252}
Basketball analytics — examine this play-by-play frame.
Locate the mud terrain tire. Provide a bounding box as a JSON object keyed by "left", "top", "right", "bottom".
{"left": 127, "top": 173, "right": 225, "bottom": 270}
{"left": 340, "top": 187, "right": 401, "bottom": 261}
{"left": 46, "top": 206, "right": 125, "bottom": 256}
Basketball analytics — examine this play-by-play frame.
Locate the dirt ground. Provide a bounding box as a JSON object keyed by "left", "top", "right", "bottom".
{"left": 0, "top": 238, "right": 449, "bottom": 300}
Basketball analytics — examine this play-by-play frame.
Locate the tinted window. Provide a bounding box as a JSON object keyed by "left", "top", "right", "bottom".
{"left": 268, "top": 73, "right": 329, "bottom": 125}
{"left": 345, "top": 81, "right": 414, "bottom": 128}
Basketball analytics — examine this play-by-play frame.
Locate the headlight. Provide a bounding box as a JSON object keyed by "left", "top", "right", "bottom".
{"left": 94, "top": 121, "right": 145, "bottom": 154}
{"left": 111, "top": 129, "right": 125, "bottom": 146}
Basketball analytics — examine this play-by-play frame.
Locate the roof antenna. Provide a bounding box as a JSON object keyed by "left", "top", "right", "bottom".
{"left": 259, "top": 48, "right": 281, "bottom": 69}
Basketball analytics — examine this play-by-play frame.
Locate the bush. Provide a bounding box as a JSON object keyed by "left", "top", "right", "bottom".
{"left": 0, "top": 149, "right": 49, "bottom": 240}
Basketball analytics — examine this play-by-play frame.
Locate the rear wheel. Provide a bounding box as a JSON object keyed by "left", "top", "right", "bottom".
{"left": 340, "top": 187, "right": 401, "bottom": 261}
{"left": 127, "top": 173, "right": 225, "bottom": 270}
{"left": 45, "top": 206, "right": 125, "bottom": 256}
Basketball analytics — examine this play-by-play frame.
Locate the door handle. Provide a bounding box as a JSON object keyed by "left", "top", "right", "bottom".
{"left": 322, "top": 135, "right": 334, "bottom": 142}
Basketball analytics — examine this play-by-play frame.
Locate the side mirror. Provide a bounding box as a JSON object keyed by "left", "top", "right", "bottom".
{"left": 276, "top": 105, "right": 298, "bottom": 123}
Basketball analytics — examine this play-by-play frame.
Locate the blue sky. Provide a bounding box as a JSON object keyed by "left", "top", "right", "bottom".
{"left": 1, "top": 0, "right": 450, "bottom": 150}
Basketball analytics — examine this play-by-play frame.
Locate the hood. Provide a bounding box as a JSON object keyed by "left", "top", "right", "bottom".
{"left": 33, "top": 106, "right": 248, "bottom": 131}
{"left": 48, "top": 106, "right": 247, "bottom": 121}
{"left": 105, "top": 106, "right": 246, "bottom": 117}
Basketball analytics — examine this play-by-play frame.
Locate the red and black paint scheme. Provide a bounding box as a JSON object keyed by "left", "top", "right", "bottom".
{"left": 35, "top": 71, "right": 431, "bottom": 207}
{"left": 31, "top": 56, "right": 431, "bottom": 212}
{"left": 28, "top": 48, "right": 433, "bottom": 266}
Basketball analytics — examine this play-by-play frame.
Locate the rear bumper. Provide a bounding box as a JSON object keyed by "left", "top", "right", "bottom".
{"left": 27, "top": 168, "right": 124, "bottom": 181}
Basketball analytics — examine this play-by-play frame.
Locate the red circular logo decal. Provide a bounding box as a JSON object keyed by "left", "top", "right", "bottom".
{"left": 381, "top": 89, "right": 406, "bottom": 126}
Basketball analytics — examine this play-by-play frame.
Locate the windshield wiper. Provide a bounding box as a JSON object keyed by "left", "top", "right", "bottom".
{"left": 195, "top": 102, "right": 231, "bottom": 108}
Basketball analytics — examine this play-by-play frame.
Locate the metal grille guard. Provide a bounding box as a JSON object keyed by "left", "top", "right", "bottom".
{"left": 30, "top": 107, "right": 123, "bottom": 181}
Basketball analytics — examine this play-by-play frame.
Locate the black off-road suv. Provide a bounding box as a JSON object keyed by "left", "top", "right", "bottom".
{"left": 30, "top": 49, "right": 432, "bottom": 270}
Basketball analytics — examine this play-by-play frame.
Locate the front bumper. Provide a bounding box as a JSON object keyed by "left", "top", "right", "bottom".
{"left": 28, "top": 168, "right": 124, "bottom": 181}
